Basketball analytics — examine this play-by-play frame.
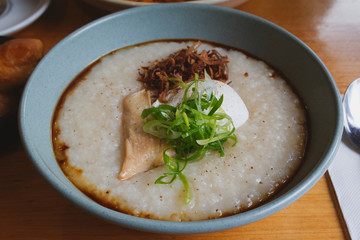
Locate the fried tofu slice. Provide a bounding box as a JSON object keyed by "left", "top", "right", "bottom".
{"left": 118, "top": 89, "right": 167, "bottom": 180}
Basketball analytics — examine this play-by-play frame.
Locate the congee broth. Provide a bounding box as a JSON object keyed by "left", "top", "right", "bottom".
{"left": 52, "top": 40, "right": 307, "bottom": 221}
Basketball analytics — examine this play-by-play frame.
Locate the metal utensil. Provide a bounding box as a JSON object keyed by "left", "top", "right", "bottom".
{"left": 343, "top": 78, "right": 360, "bottom": 149}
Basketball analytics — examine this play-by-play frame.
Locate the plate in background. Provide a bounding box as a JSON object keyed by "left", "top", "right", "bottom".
{"left": 83, "top": 0, "right": 247, "bottom": 11}
{"left": 0, "top": 0, "right": 51, "bottom": 35}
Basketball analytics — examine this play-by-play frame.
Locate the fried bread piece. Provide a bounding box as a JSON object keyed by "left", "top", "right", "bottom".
{"left": 0, "top": 38, "right": 43, "bottom": 92}
{"left": 0, "top": 92, "right": 15, "bottom": 118}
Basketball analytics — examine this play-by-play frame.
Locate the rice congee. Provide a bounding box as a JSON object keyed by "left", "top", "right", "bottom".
{"left": 52, "top": 40, "right": 307, "bottom": 221}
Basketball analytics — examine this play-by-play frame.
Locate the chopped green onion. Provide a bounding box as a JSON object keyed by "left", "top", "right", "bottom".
{"left": 168, "top": 77, "right": 188, "bottom": 88}
{"left": 142, "top": 72, "right": 237, "bottom": 204}
{"left": 182, "top": 112, "right": 190, "bottom": 128}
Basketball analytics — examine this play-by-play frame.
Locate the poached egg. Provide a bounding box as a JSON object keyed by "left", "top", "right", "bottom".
{"left": 153, "top": 78, "right": 249, "bottom": 129}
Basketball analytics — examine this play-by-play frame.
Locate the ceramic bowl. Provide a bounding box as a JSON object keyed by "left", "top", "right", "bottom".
{"left": 20, "top": 3, "right": 343, "bottom": 234}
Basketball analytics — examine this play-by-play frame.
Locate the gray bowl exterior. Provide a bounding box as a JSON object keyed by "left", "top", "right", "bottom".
{"left": 19, "top": 3, "right": 343, "bottom": 234}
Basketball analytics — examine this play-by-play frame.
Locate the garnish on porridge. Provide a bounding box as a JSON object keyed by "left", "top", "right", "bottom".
{"left": 141, "top": 72, "right": 241, "bottom": 204}
{"left": 119, "top": 43, "right": 249, "bottom": 203}
{"left": 137, "top": 41, "right": 229, "bottom": 103}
